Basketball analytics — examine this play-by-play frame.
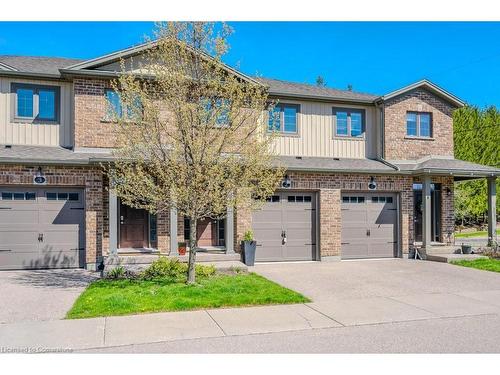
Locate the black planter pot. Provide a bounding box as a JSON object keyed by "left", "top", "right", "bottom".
{"left": 242, "top": 240, "right": 257, "bottom": 266}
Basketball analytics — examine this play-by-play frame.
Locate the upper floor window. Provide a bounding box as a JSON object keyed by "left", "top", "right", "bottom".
{"left": 406, "top": 112, "right": 432, "bottom": 138}
{"left": 11, "top": 83, "right": 59, "bottom": 123}
{"left": 203, "top": 98, "right": 230, "bottom": 127}
{"left": 105, "top": 89, "right": 142, "bottom": 121}
{"left": 268, "top": 103, "right": 299, "bottom": 134}
{"left": 333, "top": 108, "right": 365, "bottom": 137}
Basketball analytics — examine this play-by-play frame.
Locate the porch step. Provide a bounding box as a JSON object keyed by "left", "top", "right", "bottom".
{"left": 425, "top": 246, "right": 462, "bottom": 255}
{"left": 426, "top": 254, "right": 488, "bottom": 263}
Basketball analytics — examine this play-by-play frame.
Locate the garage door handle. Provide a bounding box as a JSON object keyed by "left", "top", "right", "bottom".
{"left": 341, "top": 242, "right": 350, "bottom": 245}
{"left": 366, "top": 229, "right": 371, "bottom": 236}
{"left": 0, "top": 249, "right": 11, "bottom": 252}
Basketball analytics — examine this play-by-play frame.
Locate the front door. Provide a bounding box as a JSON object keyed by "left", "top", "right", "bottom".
{"left": 197, "top": 218, "right": 216, "bottom": 246}
{"left": 413, "top": 183, "right": 442, "bottom": 242}
{"left": 119, "top": 202, "right": 148, "bottom": 248}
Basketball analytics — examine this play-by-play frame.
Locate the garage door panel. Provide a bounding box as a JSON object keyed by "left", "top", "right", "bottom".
{"left": 253, "top": 192, "right": 316, "bottom": 262}
{"left": 0, "top": 187, "right": 85, "bottom": 270}
{"left": 0, "top": 229, "right": 39, "bottom": 247}
{"left": 284, "top": 245, "right": 314, "bottom": 260}
{"left": 341, "top": 193, "right": 397, "bottom": 260}
{"left": 341, "top": 243, "right": 369, "bottom": 259}
{"left": 0, "top": 209, "right": 39, "bottom": 224}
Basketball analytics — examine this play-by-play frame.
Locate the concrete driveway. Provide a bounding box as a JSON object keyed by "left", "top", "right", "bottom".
{"left": 252, "top": 259, "right": 500, "bottom": 326}
{"left": 0, "top": 269, "right": 98, "bottom": 324}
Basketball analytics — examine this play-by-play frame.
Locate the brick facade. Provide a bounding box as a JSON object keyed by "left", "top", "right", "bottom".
{"left": 383, "top": 88, "right": 456, "bottom": 160}
{"left": 233, "top": 171, "right": 455, "bottom": 259}
{"left": 74, "top": 78, "right": 118, "bottom": 149}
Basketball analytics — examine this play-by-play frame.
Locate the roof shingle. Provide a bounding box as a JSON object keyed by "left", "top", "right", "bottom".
{"left": 0, "top": 56, "right": 83, "bottom": 75}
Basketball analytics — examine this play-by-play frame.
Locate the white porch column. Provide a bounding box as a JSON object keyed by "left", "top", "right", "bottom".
{"left": 109, "top": 189, "right": 118, "bottom": 256}
{"left": 225, "top": 206, "right": 235, "bottom": 254}
{"left": 169, "top": 207, "right": 179, "bottom": 255}
{"left": 421, "top": 175, "right": 432, "bottom": 257}
{"left": 487, "top": 177, "right": 497, "bottom": 246}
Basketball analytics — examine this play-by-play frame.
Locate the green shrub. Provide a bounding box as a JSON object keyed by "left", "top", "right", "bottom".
{"left": 243, "top": 230, "right": 254, "bottom": 242}
{"left": 106, "top": 266, "right": 126, "bottom": 279}
{"left": 140, "top": 257, "right": 187, "bottom": 281}
{"left": 140, "top": 257, "right": 217, "bottom": 281}
{"left": 195, "top": 263, "right": 216, "bottom": 278}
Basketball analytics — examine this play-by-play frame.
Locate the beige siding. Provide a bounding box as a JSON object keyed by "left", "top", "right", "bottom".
{"left": 270, "top": 99, "right": 377, "bottom": 159}
{"left": 0, "top": 77, "right": 73, "bottom": 147}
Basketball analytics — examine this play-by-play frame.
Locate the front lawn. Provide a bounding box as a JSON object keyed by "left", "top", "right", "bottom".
{"left": 66, "top": 273, "right": 309, "bottom": 319}
{"left": 454, "top": 229, "right": 500, "bottom": 238}
{"left": 451, "top": 258, "right": 500, "bottom": 273}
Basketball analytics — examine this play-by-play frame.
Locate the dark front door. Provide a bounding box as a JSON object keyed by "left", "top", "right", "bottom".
{"left": 197, "top": 218, "right": 216, "bottom": 246}
{"left": 119, "top": 203, "right": 148, "bottom": 248}
{"left": 413, "top": 183, "right": 441, "bottom": 242}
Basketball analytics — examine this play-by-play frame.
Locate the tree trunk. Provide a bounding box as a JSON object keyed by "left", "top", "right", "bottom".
{"left": 187, "top": 217, "right": 197, "bottom": 284}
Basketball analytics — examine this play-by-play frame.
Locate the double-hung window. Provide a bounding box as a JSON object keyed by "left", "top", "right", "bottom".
{"left": 406, "top": 112, "right": 432, "bottom": 138}
{"left": 268, "top": 103, "right": 299, "bottom": 134}
{"left": 12, "top": 83, "right": 59, "bottom": 123}
{"left": 333, "top": 108, "right": 365, "bottom": 137}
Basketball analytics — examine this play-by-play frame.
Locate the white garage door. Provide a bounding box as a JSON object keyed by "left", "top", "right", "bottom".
{"left": 0, "top": 187, "right": 85, "bottom": 270}
{"left": 341, "top": 193, "right": 398, "bottom": 259}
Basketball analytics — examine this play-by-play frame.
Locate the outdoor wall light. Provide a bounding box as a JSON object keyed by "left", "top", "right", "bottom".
{"left": 446, "top": 187, "right": 452, "bottom": 196}
{"left": 368, "top": 176, "right": 377, "bottom": 190}
{"left": 282, "top": 174, "right": 292, "bottom": 189}
{"left": 33, "top": 166, "right": 47, "bottom": 185}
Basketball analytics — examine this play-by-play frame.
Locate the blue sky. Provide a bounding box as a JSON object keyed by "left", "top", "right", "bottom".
{"left": 0, "top": 22, "right": 499, "bottom": 107}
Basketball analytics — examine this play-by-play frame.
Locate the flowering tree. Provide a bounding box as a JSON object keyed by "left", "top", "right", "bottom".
{"left": 107, "top": 22, "right": 283, "bottom": 283}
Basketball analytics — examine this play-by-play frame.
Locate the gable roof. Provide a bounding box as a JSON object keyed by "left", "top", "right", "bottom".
{"left": 257, "top": 77, "right": 378, "bottom": 104}
{"left": 62, "top": 40, "right": 261, "bottom": 85}
{"left": 378, "top": 79, "right": 465, "bottom": 107}
{"left": 0, "top": 55, "right": 83, "bottom": 76}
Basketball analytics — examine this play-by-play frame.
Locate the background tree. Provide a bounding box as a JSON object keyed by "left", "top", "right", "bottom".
{"left": 107, "top": 22, "right": 284, "bottom": 283}
{"left": 315, "top": 75, "right": 326, "bottom": 87}
{"left": 453, "top": 105, "right": 500, "bottom": 226}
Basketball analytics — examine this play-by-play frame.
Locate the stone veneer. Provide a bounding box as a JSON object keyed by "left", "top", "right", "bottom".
{"left": 383, "top": 88, "right": 456, "bottom": 160}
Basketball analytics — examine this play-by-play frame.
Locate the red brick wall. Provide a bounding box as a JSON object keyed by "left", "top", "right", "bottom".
{"left": 383, "top": 88, "right": 456, "bottom": 160}
{"left": 74, "top": 78, "right": 118, "bottom": 149}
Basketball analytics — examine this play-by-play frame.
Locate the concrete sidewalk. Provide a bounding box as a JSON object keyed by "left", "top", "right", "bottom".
{"left": 0, "top": 304, "right": 341, "bottom": 351}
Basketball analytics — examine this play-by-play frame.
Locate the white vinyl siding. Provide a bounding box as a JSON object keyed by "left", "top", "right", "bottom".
{"left": 0, "top": 77, "right": 73, "bottom": 147}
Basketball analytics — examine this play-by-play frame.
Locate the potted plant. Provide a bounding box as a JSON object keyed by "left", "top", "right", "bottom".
{"left": 178, "top": 242, "right": 187, "bottom": 256}
{"left": 241, "top": 230, "right": 257, "bottom": 266}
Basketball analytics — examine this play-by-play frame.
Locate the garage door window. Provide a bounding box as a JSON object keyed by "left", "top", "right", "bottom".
{"left": 265, "top": 195, "right": 280, "bottom": 202}
{"left": 1, "top": 191, "right": 36, "bottom": 200}
{"left": 46, "top": 192, "right": 80, "bottom": 201}
{"left": 287, "top": 195, "right": 312, "bottom": 203}
{"left": 371, "top": 196, "right": 393, "bottom": 203}
{"left": 342, "top": 196, "right": 365, "bottom": 203}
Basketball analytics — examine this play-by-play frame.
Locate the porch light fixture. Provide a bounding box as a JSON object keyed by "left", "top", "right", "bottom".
{"left": 282, "top": 174, "right": 292, "bottom": 189}
{"left": 33, "top": 167, "right": 47, "bottom": 185}
{"left": 446, "top": 187, "right": 452, "bottom": 196}
{"left": 368, "top": 176, "right": 377, "bottom": 190}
